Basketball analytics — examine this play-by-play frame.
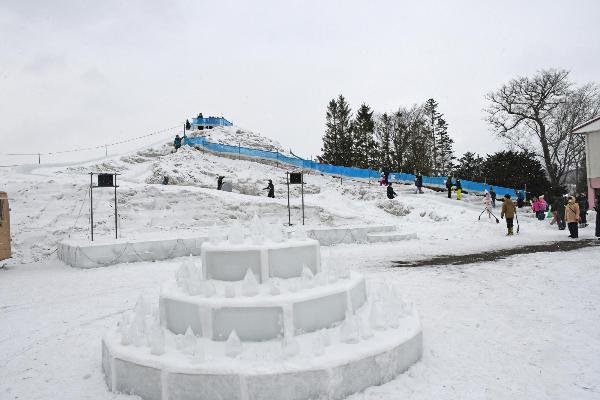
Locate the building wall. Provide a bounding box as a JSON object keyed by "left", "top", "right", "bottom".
{"left": 585, "top": 132, "right": 600, "bottom": 209}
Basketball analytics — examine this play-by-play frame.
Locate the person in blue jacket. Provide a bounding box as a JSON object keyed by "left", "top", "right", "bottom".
{"left": 173, "top": 134, "right": 182, "bottom": 151}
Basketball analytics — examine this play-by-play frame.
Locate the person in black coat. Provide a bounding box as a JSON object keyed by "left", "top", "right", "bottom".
{"left": 217, "top": 176, "right": 224, "bottom": 190}
{"left": 489, "top": 187, "right": 497, "bottom": 208}
{"left": 264, "top": 180, "right": 275, "bottom": 198}
{"left": 595, "top": 194, "right": 600, "bottom": 240}
{"left": 173, "top": 134, "right": 182, "bottom": 151}
{"left": 387, "top": 183, "right": 397, "bottom": 199}
{"left": 577, "top": 193, "right": 589, "bottom": 227}
{"left": 445, "top": 176, "right": 452, "bottom": 198}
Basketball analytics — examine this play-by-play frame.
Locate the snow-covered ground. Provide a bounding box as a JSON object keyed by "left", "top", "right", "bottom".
{"left": 1, "top": 133, "right": 599, "bottom": 399}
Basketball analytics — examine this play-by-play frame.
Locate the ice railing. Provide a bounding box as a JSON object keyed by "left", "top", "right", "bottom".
{"left": 183, "top": 136, "right": 517, "bottom": 197}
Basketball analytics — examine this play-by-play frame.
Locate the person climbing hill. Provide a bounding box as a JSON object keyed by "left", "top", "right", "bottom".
{"left": 173, "top": 134, "right": 182, "bottom": 151}
{"left": 263, "top": 179, "right": 275, "bottom": 198}
{"left": 387, "top": 183, "right": 397, "bottom": 199}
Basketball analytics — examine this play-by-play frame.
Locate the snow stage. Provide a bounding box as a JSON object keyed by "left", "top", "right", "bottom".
{"left": 101, "top": 222, "right": 423, "bottom": 400}
{"left": 57, "top": 224, "right": 415, "bottom": 268}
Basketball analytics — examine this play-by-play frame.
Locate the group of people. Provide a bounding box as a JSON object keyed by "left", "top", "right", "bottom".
{"left": 445, "top": 177, "right": 463, "bottom": 200}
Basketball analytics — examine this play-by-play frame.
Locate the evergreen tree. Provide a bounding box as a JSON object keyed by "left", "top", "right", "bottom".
{"left": 352, "top": 104, "right": 375, "bottom": 169}
{"left": 453, "top": 152, "right": 484, "bottom": 181}
{"left": 423, "top": 98, "right": 441, "bottom": 172}
{"left": 375, "top": 113, "right": 394, "bottom": 168}
{"left": 481, "top": 151, "right": 551, "bottom": 195}
{"left": 435, "top": 117, "right": 454, "bottom": 175}
{"left": 321, "top": 95, "right": 353, "bottom": 166}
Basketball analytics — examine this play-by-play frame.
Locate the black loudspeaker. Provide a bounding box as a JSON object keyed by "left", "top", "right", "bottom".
{"left": 289, "top": 172, "right": 302, "bottom": 184}
{"left": 98, "top": 173, "right": 114, "bottom": 187}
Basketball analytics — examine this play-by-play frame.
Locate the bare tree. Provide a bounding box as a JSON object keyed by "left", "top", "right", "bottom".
{"left": 485, "top": 69, "right": 571, "bottom": 188}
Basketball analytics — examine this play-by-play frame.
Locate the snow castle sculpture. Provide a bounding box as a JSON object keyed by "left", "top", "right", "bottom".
{"left": 102, "top": 221, "right": 423, "bottom": 400}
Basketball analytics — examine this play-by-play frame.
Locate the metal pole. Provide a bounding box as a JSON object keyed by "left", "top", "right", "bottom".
{"left": 301, "top": 173, "right": 305, "bottom": 225}
{"left": 287, "top": 173, "right": 291, "bottom": 226}
{"left": 90, "top": 173, "right": 94, "bottom": 242}
{"left": 276, "top": 150, "right": 279, "bottom": 168}
{"left": 105, "top": 144, "right": 108, "bottom": 157}
{"left": 238, "top": 141, "right": 241, "bottom": 160}
{"left": 38, "top": 153, "right": 41, "bottom": 164}
{"left": 114, "top": 174, "right": 118, "bottom": 239}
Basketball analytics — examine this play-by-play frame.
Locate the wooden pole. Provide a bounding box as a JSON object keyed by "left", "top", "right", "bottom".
{"left": 301, "top": 173, "right": 305, "bottom": 225}
{"left": 114, "top": 174, "right": 118, "bottom": 239}
{"left": 286, "top": 173, "right": 291, "bottom": 226}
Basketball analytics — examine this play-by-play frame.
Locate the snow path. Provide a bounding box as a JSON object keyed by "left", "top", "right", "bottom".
{"left": 1, "top": 246, "right": 599, "bottom": 400}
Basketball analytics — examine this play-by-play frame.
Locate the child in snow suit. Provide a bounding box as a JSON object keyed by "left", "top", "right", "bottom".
{"left": 537, "top": 195, "right": 548, "bottom": 220}
{"left": 415, "top": 174, "right": 423, "bottom": 194}
{"left": 263, "top": 180, "right": 275, "bottom": 198}
{"left": 565, "top": 196, "right": 580, "bottom": 238}
{"left": 455, "top": 179, "right": 462, "bottom": 200}
{"left": 501, "top": 194, "right": 516, "bottom": 236}
{"left": 387, "top": 183, "right": 397, "bottom": 199}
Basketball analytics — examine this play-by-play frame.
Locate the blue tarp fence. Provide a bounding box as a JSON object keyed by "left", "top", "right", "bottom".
{"left": 184, "top": 136, "right": 517, "bottom": 197}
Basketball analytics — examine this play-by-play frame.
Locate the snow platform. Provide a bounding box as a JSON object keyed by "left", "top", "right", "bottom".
{"left": 102, "top": 310, "right": 423, "bottom": 400}
{"left": 306, "top": 225, "right": 398, "bottom": 246}
{"left": 367, "top": 232, "right": 418, "bottom": 243}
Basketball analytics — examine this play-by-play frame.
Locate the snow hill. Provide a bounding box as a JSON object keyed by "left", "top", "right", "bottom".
{"left": 1, "top": 125, "right": 599, "bottom": 400}
{"left": 0, "top": 125, "right": 589, "bottom": 264}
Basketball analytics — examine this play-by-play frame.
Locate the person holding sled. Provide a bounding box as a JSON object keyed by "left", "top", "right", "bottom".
{"left": 387, "top": 182, "right": 397, "bottom": 199}
{"left": 445, "top": 176, "right": 453, "bottom": 199}
{"left": 565, "top": 195, "right": 581, "bottom": 238}
{"left": 263, "top": 179, "right": 275, "bottom": 198}
{"left": 501, "top": 194, "right": 516, "bottom": 236}
{"left": 455, "top": 178, "right": 462, "bottom": 200}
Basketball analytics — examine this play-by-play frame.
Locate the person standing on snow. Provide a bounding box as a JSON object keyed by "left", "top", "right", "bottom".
{"left": 489, "top": 187, "right": 497, "bottom": 208}
{"left": 455, "top": 178, "right": 462, "bottom": 200}
{"left": 445, "top": 176, "right": 453, "bottom": 199}
{"left": 217, "top": 176, "right": 225, "bottom": 190}
{"left": 501, "top": 194, "right": 516, "bottom": 236}
{"left": 517, "top": 190, "right": 525, "bottom": 208}
{"left": 537, "top": 195, "right": 548, "bottom": 220}
{"left": 565, "top": 195, "right": 581, "bottom": 238}
{"left": 595, "top": 194, "right": 600, "bottom": 240}
{"left": 552, "top": 194, "right": 567, "bottom": 230}
{"left": 387, "top": 182, "right": 397, "bottom": 199}
{"left": 173, "top": 134, "right": 182, "bottom": 151}
{"left": 263, "top": 179, "right": 275, "bottom": 198}
{"left": 415, "top": 173, "right": 423, "bottom": 194}
{"left": 577, "top": 192, "right": 589, "bottom": 228}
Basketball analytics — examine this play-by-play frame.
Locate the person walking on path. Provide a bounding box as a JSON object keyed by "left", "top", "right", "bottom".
{"left": 446, "top": 176, "right": 453, "bottom": 199}
{"left": 489, "top": 187, "right": 497, "bottom": 208}
{"left": 263, "top": 179, "right": 275, "bottom": 198}
{"left": 565, "top": 196, "right": 581, "bottom": 238}
{"left": 501, "top": 194, "right": 516, "bottom": 236}
{"left": 455, "top": 178, "right": 462, "bottom": 200}
{"left": 173, "top": 134, "right": 182, "bottom": 151}
{"left": 577, "top": 192, "right": 589, "bottom": 228}
{"left": 387, "top": 182, "right": 397, "bottom": 199}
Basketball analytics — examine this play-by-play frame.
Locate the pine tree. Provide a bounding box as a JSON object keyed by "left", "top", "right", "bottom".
{"left": 352, "top": 104, "right": 375, "bottom": 169}
{"left": 336, "top": 95, "right": 354, "bottom": 166}
{"left": 482, "top": 151, "right": 551, "bottom": 194}
{"left": 435, "top": 117, "right": 454, "bottom": 175}
{"left": 322, "top": 98, "right": 340, "bottom": 164}
{"left": 453, "top": 152, "right": 484, "bottom": 181}
{"left": 375, "top": 113, "right": 394, "bottom": 169}
{"left": 423, "top": 98, "right": 440, "bottom": 172}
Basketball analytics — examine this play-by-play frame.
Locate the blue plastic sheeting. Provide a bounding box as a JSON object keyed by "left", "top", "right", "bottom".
{"left": 191, "top": 117, "right": 233, "bottom": 126}
{"left": 183, "top": 136, "right": 517, "bottom": 197}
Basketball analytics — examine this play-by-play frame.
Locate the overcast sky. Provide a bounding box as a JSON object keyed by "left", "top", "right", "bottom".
{"left": 1, "top": 0, "right": 599, "bottom": 164}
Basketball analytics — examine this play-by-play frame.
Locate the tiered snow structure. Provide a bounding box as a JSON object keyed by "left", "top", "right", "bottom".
{"left": 102, "top": 219, "right": 423, "bottom": 400}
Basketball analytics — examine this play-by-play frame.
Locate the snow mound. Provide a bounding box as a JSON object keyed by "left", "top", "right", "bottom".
{"left": 187, "top": 126, "right": 286, "bottom": 153}
{"left": 376, "top": 199, "right": 413, "bottom": 216}
{"left": 341, "top": 185, "right": 382, "bottom": 201}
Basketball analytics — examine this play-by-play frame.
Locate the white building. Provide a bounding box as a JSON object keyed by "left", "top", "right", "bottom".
{"left": 572, "top": 115, "right": 600, "bottom": 207}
